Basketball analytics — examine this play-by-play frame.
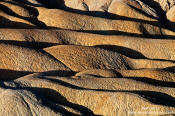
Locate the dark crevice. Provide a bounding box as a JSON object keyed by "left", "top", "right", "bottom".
{"left": 0, "top": 0, "right": 175, "bottom": 34}
{"left": 2, "top": 78, "right": 175, "bottom": 108}
{"left": 0, "top": 40, "right": 59, "bottom": 49}
{"left": 124, "top": 77, "right": 175, "bottom": 88}
{"left": 73, "top": 30, "right": 175, "bottom": 39}
{"left": 37, "top": 77, "right": 175, "bottom": 107}
{"left": 137, "top": 0, "right": 168, "bottom": 22}
{"left": 0, "top": 69, "right": 32, "bottom": 81}
{"left": 94, "top": 45, "right": 175, "bottom": 64}
{"left": 0, "top": 3, "right": 47, "bottom": 28}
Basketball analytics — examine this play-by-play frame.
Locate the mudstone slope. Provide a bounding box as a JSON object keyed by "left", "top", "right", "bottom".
{"left": 0, "top": 0, "right": 175, "bottom": 115}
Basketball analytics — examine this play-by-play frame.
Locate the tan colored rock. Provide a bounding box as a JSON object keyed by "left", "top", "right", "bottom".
{"left": 127, "top": 58, "right": 175, "bottom": 69}
{"left": 0, "top": 0, "right": 175, "bottom": 115}
{"left": 0, "top": 13, "right": 35, "bottom": 28}
{"left": 83, "top": 0, "right": 112, "bottom": 11}
{"left": 154, "top": 0, "right": 175, "bottom": 11}
{"left": 1, "top": 29, "right": 175, "bottom": 61}
{"left": 44, "top": 45, "right": 130, "bottom": 71}
{"left": 167, "top": 5, "right": 175, "bottom": 22}
{"left": 74, "top": 67, "right": 175, "bottom": 82}
{"left": 0, "top": 0, "right": 165, "bottom": 35}
{"left": 119, "top": 68, "right": 175, "bottom": 82}
{"left": 75, "top": 69, "right": 121, "bottom": 78}
{"left": 55, "top": 30, "right": 175, "bottom": 61}
{"left": 0, "top": 1, "right": 38, "bottom": 28}
{"left": 0, "top": 1, "right": 37, "bottom": 18}
{"left": 162, "top": 5, "right": 175, "bottom": 35}
{"left": 0, "top": 88, "right": 61, "bottom": 116}
{"left": 0, "top": 43, "right": 71, "bottom": 80}
{"left": 6, "top": 72, "right": 174, "bottom": 115}
{"left": 37, "top": 6, "right": 162, "bottom": 35}
{"left": 108, "top": 0, "right": 155, "bottom": 20}
{"left": 0, "top": 29, "right": 64, "bottom": 46}
{"left": 64, "top": 0, "right": 90, "bottom": 11}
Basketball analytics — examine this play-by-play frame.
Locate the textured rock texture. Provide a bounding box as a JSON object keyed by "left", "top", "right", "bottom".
{"left": 0, "top": 0, "right": 175, "bottom": 116}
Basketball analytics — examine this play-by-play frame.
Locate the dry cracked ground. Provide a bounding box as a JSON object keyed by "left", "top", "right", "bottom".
{"left": 1, "top": 0, "right": 175, "bottom": 116}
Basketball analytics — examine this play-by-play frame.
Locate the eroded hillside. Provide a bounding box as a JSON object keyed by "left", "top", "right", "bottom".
{"left": 0, "top": 0, "right": 175, "bottom": 115}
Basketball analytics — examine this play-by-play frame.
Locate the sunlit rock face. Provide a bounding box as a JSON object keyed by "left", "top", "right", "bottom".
{"left": 0, "top": 0, "right": 175, "bottom": 116}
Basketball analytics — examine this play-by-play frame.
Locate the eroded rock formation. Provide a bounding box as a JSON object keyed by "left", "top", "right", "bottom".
{"left": 0, "top": 0, "right": 175, "bottom": 115}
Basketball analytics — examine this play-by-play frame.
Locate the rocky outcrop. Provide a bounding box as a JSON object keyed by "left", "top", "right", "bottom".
{"left": 0, "top": 0, "right": 175, "bottom": 116}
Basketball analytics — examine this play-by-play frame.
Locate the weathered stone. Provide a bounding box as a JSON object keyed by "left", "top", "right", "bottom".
{"left": 0, "top": 0, "right": 175, "bottom": 116}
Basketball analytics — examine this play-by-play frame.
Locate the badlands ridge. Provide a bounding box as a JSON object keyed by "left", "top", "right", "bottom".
{"left": 0, "top": 0, "right": 175, "bottom": 115}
